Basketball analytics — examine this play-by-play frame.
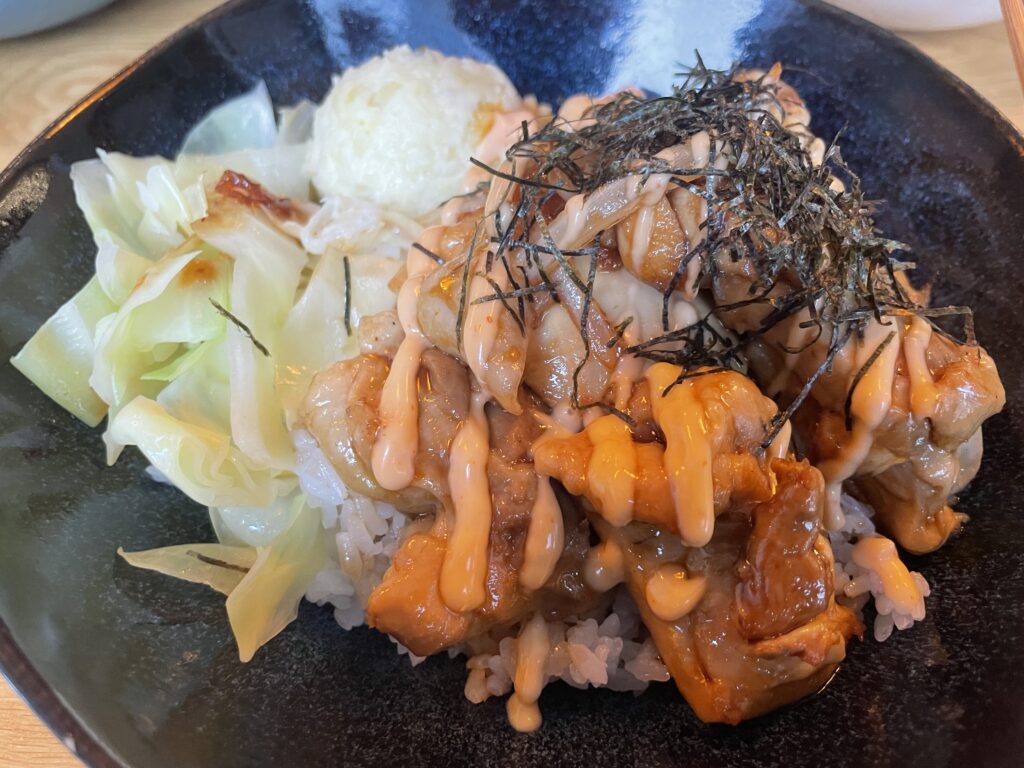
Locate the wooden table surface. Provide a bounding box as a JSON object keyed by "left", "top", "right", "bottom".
{"left": 0, "top": 2, "right": 1022, "bottom": 766}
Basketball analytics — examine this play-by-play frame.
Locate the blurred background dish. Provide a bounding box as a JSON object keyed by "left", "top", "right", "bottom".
{"left": 0, "top": 0, "right": 116, "bottom": 40}
{"left": 826, "top": 0, "right": 1002, "bottom": 31}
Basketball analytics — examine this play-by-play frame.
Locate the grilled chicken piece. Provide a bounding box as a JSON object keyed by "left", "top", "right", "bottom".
{"left": 596, "top": 459, "right": 861, "bottom": 724}
{"left": 523, "top": 301, "right": 612, "bottom": 408}
{"left": 367, "top": 392, "right": 599, "bottom": 656}
{"left": 306, "top": 348, "right": 601, "bottom": 656}
{"left": 534, "top": 369, "right": 777, "bottom": 534}
{"left": 791, "top": 331, "right": 1003, "bottom": 553}
{"left": 300, "top": 348, "right": 471, "bottom": 513}
{"left": 716, "top": 248, "right": 1006, "bottom": 552}
{"left": 700, "top": 89, "right": 1006, "bottom": 552}
{"left": 616, "top": 194, "right": 695, "bottom": 294}
{"left": 416, "top": 252, "right": 530, "bottom": 416}
{"left": 543, "top": 68, "right": 1004, "bottom": 553}
{"left": 357, "top": 309, "right": 404, "bottom": 357}
{"left": 737, "top": 461, "right": 841, "bottom": 641}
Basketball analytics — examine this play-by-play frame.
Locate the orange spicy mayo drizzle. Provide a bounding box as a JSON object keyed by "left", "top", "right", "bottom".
{"left": 645, "top": 363, "right": 715, "bottom": 547}
{"left": 583, "top": 539, "right": 625, "bottom": 592}
{"left": 818, "top": 320, "right": 902, "bottom": 529}
{"left": 903, "top": 315, "right": 938, "bottom": 420}
{"left": 585, "top": 414, "right": 637, "bottom": 526}
{"left": 441, "top": 389, "right": 493, "bottom": 613}
{"left": 520, "top": 475, "right": 565, "bottom": 591}
{"left": 370, "top": 229, "right": 443, "bottom": 490}
{"left": 507, "top": 613, "right": 549, "bottom": 732}
{"left": 852, "top": 535, "right": 925, "bottom": 619}
{"left": 644, "top": 564, "right": 707, "bottom": 622}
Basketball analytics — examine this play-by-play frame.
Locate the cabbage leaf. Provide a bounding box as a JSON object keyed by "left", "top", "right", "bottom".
{"left": 107, "top": 396, "right": 276, "bottom": 508}
{"left": 226, "top": 497, "right": 326, "bottom": 661}
{"left": 118, "top": 543, "right": 257, "bottom": 595}
{"left": 193, "top": 200, "right": 307, "bottom": 470}
{"left": 277, "top": 252, "right": 399, "bottom": 419}
{"left": 90, "top": 243, "right": 230, "bottom": 458}
{"left": 10, "top": 276, "right": 115, "bottom": 426}
{"left": 180, "top": 81, "right": 277, "bottom": 156}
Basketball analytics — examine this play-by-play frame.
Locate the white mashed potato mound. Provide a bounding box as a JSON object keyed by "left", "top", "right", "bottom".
{"left": 307, "top": 45, "right": 521, "bottom": 217}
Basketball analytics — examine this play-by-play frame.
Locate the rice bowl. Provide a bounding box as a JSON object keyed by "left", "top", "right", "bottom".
{"left": 8, "top": 42, "right": 1006, "bottom": 734}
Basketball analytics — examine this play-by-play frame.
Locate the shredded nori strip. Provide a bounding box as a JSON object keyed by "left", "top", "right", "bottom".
{"left": 343, "top": 255, "right": 352, "bottom": 335}
{"left": 481, "top": 273, "right": 526, "bottom": 335}
{"left": 210, "top": 299, "right": 270, "bottom": 357}
{"left": 438, "top": 180, "right": 491, "bottom": 207}
{"left": 455, "top": 224, "right": 481, "bottom": 352}
{"left": 570, "top": 251, "right": 601, "bottom": 410}
{"left": 606, "top": 316, "right": 634, "bottom": 349}
{"left": 462, "top": 60, "right": 974, "bottom": 429}
{"left": 412, "top": 241, "right": 444, "bottom": 264}
{"left": 578, "top": 400, "right": 637, "bottom": 428}
{"left": 186, "top": 550, "right": 250, "bottom": 574}
{"left": 471, "top": 283, "right": 553, "bottom": 305}
{"left": 762, "top": 323, "right": 853, "bottom": 448}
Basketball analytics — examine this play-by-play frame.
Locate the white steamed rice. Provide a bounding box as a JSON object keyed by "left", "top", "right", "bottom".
{"left": 832, "top": 494, "right": 931, "bottom": 641}
{"left": 464, "top": 588, "right": 670, "bottom": 704}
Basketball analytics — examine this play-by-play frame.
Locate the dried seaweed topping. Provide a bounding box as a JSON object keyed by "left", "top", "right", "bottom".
{"left": 467, "top": 58, "right": 973, "bottom": 439}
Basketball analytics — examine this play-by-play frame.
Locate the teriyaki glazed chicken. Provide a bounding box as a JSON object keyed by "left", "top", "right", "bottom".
{"left": 13, "top": 47, "right": 1005, "bottom": 731}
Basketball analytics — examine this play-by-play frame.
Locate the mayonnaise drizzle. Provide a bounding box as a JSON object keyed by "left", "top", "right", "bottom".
{"left": 629, "top": 202, "right": 657, "bottom": 270}
{"left": 585, "top": 414, "right": 637, "bottom": 526}
{"left": 611, "top": 349, "right": 645, "bottom": 412}
{"left": 767, "top": 419, "right": 792, "bottom": 461}
{"left": 667, "top": 187, "right": 706, "bottom": 298}
{"left": 441, "top": 389, "right": 493, "bottom": 613}
{"left": 644, "top": 565, "right": 707, "bottom": 622}
{"left": 583, "top": 539, "right": 625, "bottom": 592}
{"left": 852, "top": 535, "right": 926, "bottom": 620}
{"left": 370, "top": 231, "right": 443, "bottom": 490}
{"left": 520, "top": 476, "right": 565, "bottom": 590}
{"left": 507, "top": 613, "right": 550, "bottom": 733}
{"left": 819, "top": 321, "right": 903, "bottom": 529}
{"left": 903, "top": 315, "right": 938, "bottom": 420}
{"left": 462, "top": 255, "right": 507, "bottom": 393}
{"left": 645, "top": 363, "right": 715, "bottom": 547}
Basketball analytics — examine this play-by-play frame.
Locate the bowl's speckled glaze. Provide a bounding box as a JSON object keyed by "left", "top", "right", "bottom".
{"left": 1, "top": 1, "right": 1023, "bottom": 766}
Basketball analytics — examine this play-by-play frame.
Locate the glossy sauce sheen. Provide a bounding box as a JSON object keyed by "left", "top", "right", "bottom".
{"left": 507, "top": 613, "right": 549, "bottom": 732}
{"left": 644, "top": 564, "right": 707, "bottom": 622}
{"left": 819, "top": 321, "right": 902, "bottom": 529}
{"left": 585, "top": 414, "right": 637, "bottom": 525}
{"left": 371, "top": 230, "right": 443, "bottom": 490}
{"left": 646, "top": 363, "right": 715, "bottom": 546}
{"left": 441, "top": 390, "right": 493, "bottom": 612}
{"left": 519, "top": 476, "right": 565, "bottom": 590}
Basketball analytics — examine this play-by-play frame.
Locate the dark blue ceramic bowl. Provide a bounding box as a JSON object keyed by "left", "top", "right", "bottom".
{"left": 2, "top": 1, "right": 1023, "bottom": 766}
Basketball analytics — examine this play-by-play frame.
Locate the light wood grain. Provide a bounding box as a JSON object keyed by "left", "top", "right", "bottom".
{"left": 0, "top": 3, "right": 1023, "bottom": 767}
{"left": 0, "top": 692, "right": 73, "bottom": 768}
{"left": 0, "top": 0, "right": 225, "bottom": 169}
{"left": 1000, "top": 0, "right": 1024, "bottom": 92}
{"left": 902, "top": 21, "right": 1024, "bottom": 127}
